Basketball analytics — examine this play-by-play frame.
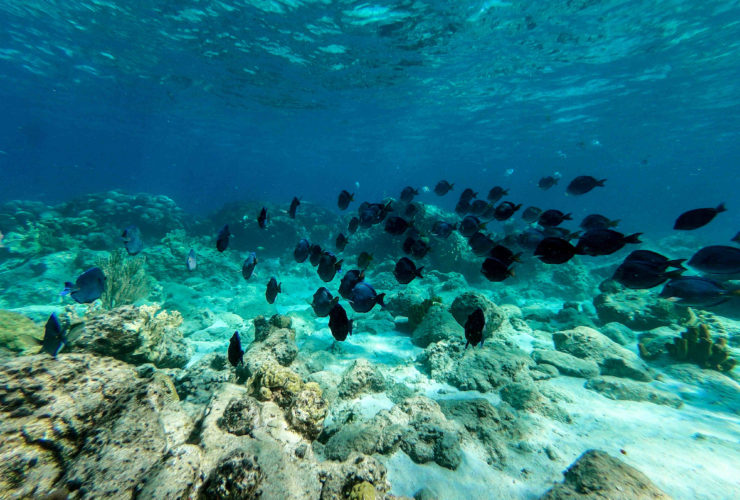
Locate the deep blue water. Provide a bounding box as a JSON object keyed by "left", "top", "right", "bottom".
{"left": 0, "top": 0, "right": 738, "bottom": 239}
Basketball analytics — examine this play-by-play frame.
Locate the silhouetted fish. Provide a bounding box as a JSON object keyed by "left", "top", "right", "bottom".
{"left": 402, "top": 236, "right": 430, "bottom": 259}
{"left": 432, "top": 221, "right": 456, "bottom": 238}
{"left": 349, "top": 282, "right": 385, "bottom": 313}
{"left": 434, "top": 180, "right": 454, "bottom": 196}
{"left": 288, "top": 197, "right": 300, "bottom": 218}
{"left": 339, "top": 269, "right": 365, "bottom": 299}
{"left": 566, "top": 175, "right": 606, "bottom": 195}
{"left": 481, "top": 257, "right": 513, "bottom": 282}
{"left": 521, "top": 206, "right": 542, "bottom": 223}
{"left": 576, "top": 229, "right": 641, "bottom": 256}
{"left": 469, "top": 232, "right": 496, "bottom": 256}
{"left": 318, "top": 252, "right": 343, "bottom": 282}
{"left": 228, "top": 331, "right": 244, "bottom": 367}
{"left": 469, "top": 199, "right": 491, "bottom": 216}
{"left": 538, "top": 209, "right": 572, "bottom": 227}
{"left": 538, "top": 176, "right": 559, "bottom": 190}
{"left": 459, "top": 188, "right": 477, "bottom": 203}
{"left": 266, "top": 277, "right": 281, "bottom": 304}
{"left": 216, "top": 224, "right": 231, "bottom": 252}
{"left": 535, "top": 237, "right": 578, "bottom": 264}
{"left": 258, "top": 207, "right": 268, "bottom": 229}
{"left": 580, "top": 214, "right": 619, "bottom": 231}
{"left": 242, "top": 252, "right": 258, "bottom": 280}
{"left": 394, "top": 257, "right": 423, "bottom": 284}
{"left": 336, "top": 233, "right": 349, "bottom": 251}
{"left": 674, "top": 203, "right": 726, "bottom": 230}
{"left": 329, "top": 303, "right": 353, "bottom": 341}
{"left": 688, "top": 245, "right": 740, "bottom": 275}
{"left": 487, "top": 186, "right": 508, "bottom": 203}
{"left": 489, "top": 244, "right": 520, "bottom": 267}
{"left": 40, "top": 313, "right": 65, "bottom": 357}
{"left": 385, "top": 216, "right": 412, "bottom": 235}
{"left": 338, "top": 190, "right": 354, "bottom": 210}
{"left": 464, "top": 308, "right": 485, "bottom": 348}
{"left": 660, "top": 277, "right": 740, "bottom": 307}
{"left": 613, "top": 261, "right": 683, "bottom": 289}
{"left": 455, "top": 199, "right": 471, "bottom": 216}
{"left": 121, "top": 225, "right": 143, "bottom": 255}
{"left": 732, "top": 231, "right": 740, "bottom": 244}
{"left": 348, "top": 216, "right": 360, "bottom": 234}
{"left": 186, "top": 249, "right": 197, "bottom": 271}
{"left": 624, "top": 250, "right": 685, "bottom": 271}
{"left": 357, "top": 251, "right": 373, "bottom": 270}
{"left": 61, "top": 267, "right": 106, "bottom": 303}
{"left": 294, "top": 239, "right": 311, "bottom": 263}
{"left": 400, "top": 186, "right": 419, "bottom": 203}
{"left": 312, "top": 287, "right": 339, "bottom": 317}
{"left": 459, "top": 215, "right": 486, "bottom": 237}
{"left": 404, "top": 202, "right": 421, "bottom": 218}
{"left": 493, "top": 201, "right": 521, "bottom": 221}
{"left": 309, "top": 244, "right": 323, "bottom": 266}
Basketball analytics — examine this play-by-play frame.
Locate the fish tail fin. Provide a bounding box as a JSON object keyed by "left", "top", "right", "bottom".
{"left": 349, "top": 319, "right": 354, "bottom": 335}
{"left": 416, "top": 266, "right": 424, "bottom": 278}
{"left": 335, "top": 259, "right": 344, "bottom": 270}
{"left": 359, "top": 271, "right": 365, "bottom": 281}
{"left": 503, "top": 189, "right": 509, "bottom": 195}
{"left": 625, "top": 233, "right": 642, "bottom": 244}
{"left": 479, "top": 222, "right": 488, "bottom": 230}
{"left": 665, "top": 269, "right": 685, "bottom": 279}
{"left": 716, "top": 202, "right": 726, "bottom": 213}
{"left": 450, "top": 183, "right": 454, "bottom": 189}
{"left": 508, "top": 268, "right": 516, "bottom": 277}
{"left": 609, "top": 219, "right": 621, "bottom": 227}
{"left": 598, "top": 178, "right": 607, "bottom": 186}
{"left": 667, "top": 258, "right": 687, "bottom": 269}
{"left": 377, "top": 293, "right": 386, "bottom": 308}
{"left": 350, "top": 193, "right": 355, "bottom": 201}
{"left": 513, "top": 252, "right": 523, "bottom": 263}
{"left": 564, "top": 213, "right": 573, "bottom": 221}
{"left": 60, "top": 282, "right": 74, "bottom": 296}
{"left": 464, "top": 340, "right": 470, "bottom": 349}
{"left": 278, "top": 283, "right": 282, "bottom": 293}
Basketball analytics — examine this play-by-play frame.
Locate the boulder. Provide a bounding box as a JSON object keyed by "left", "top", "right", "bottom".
{"left": 532, "top": 349, "right": 600, "bottom": 379}
{"left": 449, "top": 292, "right": 506, "bottom": 341}
{"left": 337, "top": 359, "right": 386, "bottom": 399}
{"left": 411, "top": 304, "right": 463, "bottom": 347}
{"left": 553, "top": 326, "right": 651, "bottom": 381}
{"left": 540, "top": 449, "right": 671, "bottom": 499}
{"left": 585, "top": 376, "right": 683, "bottom": 408}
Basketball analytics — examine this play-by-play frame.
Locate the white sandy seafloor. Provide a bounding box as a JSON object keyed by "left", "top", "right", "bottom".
{"left": 178, "top": 263, "right": 740, "bottom": 500}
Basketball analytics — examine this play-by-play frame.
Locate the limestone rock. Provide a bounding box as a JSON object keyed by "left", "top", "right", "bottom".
{"left": 69, "top": 304, "right": 192, "bottom": 368}
{"left": 601, "top": 321, "right": 637, "bottom": 345}
{"left": 0, "top": 353, "right": 192, "bottom": 499}
{"left": 553, "top": 326, "right": 651, "bottom": 381}
{"left": 449, "top": 291, "right": 506, "bottom": 340}
{"left": 419, "top": 339, "right": 534, "bottom": 392}
{"left": 540, "top": 449, "right": 671, "bottom": 499}
{"left": 593, "top": 290, "right": 686, "bottom": 330}
{"left": 411, "top": 304, "right": 463, "bottom": 347}
{"left": 0, "top": 310, "right": 43, "bottom": 354}
{"left": 585, "top": 376, "right": 683, "bottom": 408}
{"left": 337, "top": 359, "right": 386, "bottom": 399}
{"left": 532, "top": 349, "right": 600, "bottom": 379}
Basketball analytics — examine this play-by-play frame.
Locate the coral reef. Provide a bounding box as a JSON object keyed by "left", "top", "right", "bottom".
{"left": 95, "top": 248, "right": 151, "bottom": 308}
{"left": 640, "top": 323, "right": 737, "bottom": 372}
{"left": 67, "top": 303, "right": 192, "bottom": 368}
{"left": 337, "top": 359, "right": 387, "bottom": 399}
{"left": 540, "top": 449, "right": 671, "bottom": 499}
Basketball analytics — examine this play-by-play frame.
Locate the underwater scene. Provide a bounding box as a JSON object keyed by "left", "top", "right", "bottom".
{"left": 1, "top": 1, "right": 739, "bottom": 499}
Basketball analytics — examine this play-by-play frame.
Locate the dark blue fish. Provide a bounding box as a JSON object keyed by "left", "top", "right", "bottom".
{"left": 469, "top": 199, "right": 491, "bottom": 216}
{"left": 336, "top": 233, "right": 349, "bottom": 252}
{"left": 288, "top": 197, "right": 300, "bottom": 219}
{"left": 339, "top": 269, "right": 365, "bottom": 299}
{"left": 576, "top": 229, "right": 641, "bottom": 256}
{"left": 538, "top": 210, "right": 572, "bottom": 227}
{"left": 538, "top": 176, "right": 558, "bottom": 190}
{"left": 309, "top": 244, "right": 323, "bottom": 266}
{"left": 521, "top": 206, "right": 542, "bottom": 223}
{"left": 660, "top": 277, "right": 740, "bottom": 307}
{"left": 455, "top": 199, "right": 471, "bottom": 216}
{"left": 625, "top": 250, "right": 684, "bottom": 271}
{"left": 384, "top": 216, "right": 412, "bottom": 236}
{"left": 489, "top": 244, "right": 520, "bottom": 267}
{"left": 613, "top": 261, "right": 683, "bottom": 289}
{"left": 311, "top": 287, "right": 339, "bottom": 317}
{"left": 258, "top": 207, "right": 268, "bottom": 229}
{"left": 394, "top": 257, "right": 423, "bottom": 284}
{"left": 534, "top": 237, "right": 577, "bottom": 264}
{"left": 402, "top": 236, "right": 430, "bottom": 259}
{"left": 481, "top": 257, "right": 514, "bottom": 282}
{"left": 329, "top": 304, "right": 353, "bottom": 341}
{"left": 432, "top": 221, "right": 456, "bottom": 238}
{"left": 469, "top": 232, "right": 496, "bottom": 256}
{"left": 62, "top": 267, "right": 106, "bottom": 303}
{"left": 434, "top": 180, "right": 454, "bottom": 196}
{"left": 242, "top": 252, "right": 258, "bottom": 280}
{"left": 318, "top": 252, "right": 343, "bottom": 282}
{"left": 216, "top": 225, "right": 231, "bottom": 252}
{"left": 487, "top": 186, "right": 508, "bottom": 203}
{"left": 357, "top": 252, "right": 373, "bottom": 270}
{"left": 266, "top": 277, "right": 281, "bottom": 304}
{"left": 400, "top": 186, "right": 419, "bottom": 203}
{"left": 40, "top": 313, "right": 65, "bottom": 357}
{"left": 567, "top": 176, "right": 606, "bottom": 195}
{"left": 186, "top": 248, "right": 197, "bottom": 271}
{"left": 348, "top": 217, "right": 360, "bottom": 234}
{"left": 493, "top": 201, "right": 521, "bottom": 221}
{"left": 459, "top": 188, "right": 478, "bottom": 203}
{"left": 580, "top": 214, "right": 619, "bottom": 231}
{"left": 228, "top": 331, "right": 244, "bottom": 367}
{"left": 349, "top": 282, "right": 385, "bottom": 313}
{"left": 338, "top": 190, "right": 354, "bottom": 210}
{"left": 121, "top": 225, "right": 143, "bottom": 256}
{"left": 688, "top": 245, "right": 740, "bottom": 275}
{"left": 459, "top": 216, "right": 486, "bottom": 238}
{"left": 674, "top": 203, "right": 726, "bottom": 230}
{"left": 294, "top": 238, "right": 311, "bottom": 263}
{"left": 464, "top": 308, "right": 485, "bottom": 348}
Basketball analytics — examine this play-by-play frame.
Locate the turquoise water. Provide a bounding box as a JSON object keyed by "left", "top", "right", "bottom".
{"left": 0, "top": 1, "right": 739, "bottom": 499}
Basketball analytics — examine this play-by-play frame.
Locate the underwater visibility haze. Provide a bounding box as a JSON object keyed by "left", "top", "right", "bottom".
{"left": 0, "top": 1, "right": 739, "bottom": 499}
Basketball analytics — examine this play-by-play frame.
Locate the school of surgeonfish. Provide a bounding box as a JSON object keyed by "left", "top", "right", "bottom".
{"left": 42, "top": 171, "right": 736, "bottom": 361}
